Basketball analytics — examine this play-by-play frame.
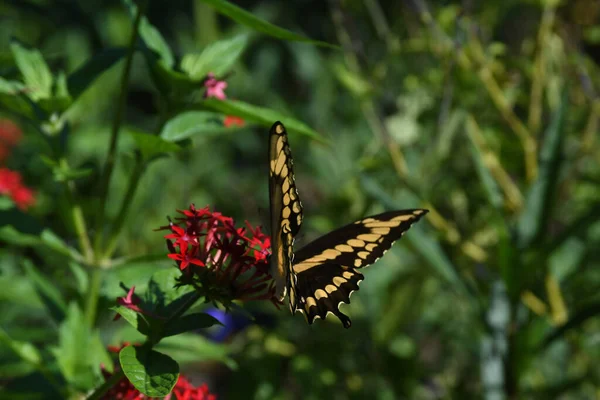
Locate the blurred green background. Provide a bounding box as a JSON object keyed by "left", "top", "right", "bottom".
{"left": 1, "top": 0, "right": 600, "bottom": 399}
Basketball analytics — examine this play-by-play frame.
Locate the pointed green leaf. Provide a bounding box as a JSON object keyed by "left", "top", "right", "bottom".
{"left": 163, "top": 313, "right": 222, "bottom": 338}
{"left": 52, "top": 303, "right": 105, "bottom": 390}
{"left": 181, "top": 35, "right": 248, "bottom": 80}
{"left": 157, "top": 333, "right": 234, "bottom": 368}
{"left": 128, "top": 130, "right": 181, "bottom": 161}
{"left": 119, "top": 345, "right": 179, "bottom": 397}
{"left": 517, "top": 90, "right": 568, "bottom": 248}
{"left": 111, "top": 305, "right": 151, "bottom": 336}
{"left": 201, "top": 98, "right": 326, "bottom": 142}
{"left": 40, "top": 229, "right": 78, "bottom": 258}
{"left": 123, "top": 0, "right": 174, "bottom": 67}
{"left": 161, "top": 111, "right": 244, "bottom": 141}
{"left": 9, "top": 39, "right": 53, "bottom": 100}
{"left": 199, "top": 0, "right": 337, "bottom": 48}
{"left": 67, "top": 48, "right": 128, "bottom": 99}
{"left": 0, "top": 329, "right": 42, "bottom": 366}
{"left": 23, "top": 259, "right": 66, "bottom": 322}
{"left": 466, "top": 119, "right": 503, "bottom": 211}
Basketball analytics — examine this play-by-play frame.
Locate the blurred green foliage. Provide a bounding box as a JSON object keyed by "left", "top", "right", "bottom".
{"left": 1, "top": 0, "right": 600, "bottom": 399}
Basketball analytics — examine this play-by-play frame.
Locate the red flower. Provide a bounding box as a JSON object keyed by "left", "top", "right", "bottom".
{"left": 0, "top": 168, "right": 21, "bottom": 195}
{"left": 113, "top": 286, "right": 150, "bottom": 321}
{"left": 170, "top": 377, "right": 216, "bottom": 400}
{"left": 0, "top": 167, "right": 35, "bottom": 210}
{"left": 0, "top": 119, "right": 22, "bottom": 147}
{"left": 160, "top": 204, "right": 276, "bottom": 307}
{"left": 223, "top": 116, "right": 245, "bottom": 128}
{"left": 203, "top": 73, "right": 227, "bottom": 100}
{"left": 0, "top": 119, "right": 22, "bottom": 164}
{"left": 10, "top": 185, "right": 35, "bottom": 210}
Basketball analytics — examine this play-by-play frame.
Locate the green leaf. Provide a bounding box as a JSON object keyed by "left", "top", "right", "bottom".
{"left": 201, "top": 98, "right": 326, "bottom": 142}
{"left": 0, "top": 78, "right": 35, "bottom": 119}
{"left": 123, "top": 0, "right": 174, "bottom": 68}
{"left": 52, "top": 303, "right": 106, "bottom": 390}
{"left": 111, "top": 305, "right": 151, "bottom": 336}
{"left": 517, "top": 90, "right": 568, "bottom": 248}
{"left": 0, "top": 329, "right": 42, "bottom": 366}
{"left": 163, "top": 313, "right": 222, "bottom": 338}
{"left": 157, "top": 333, "right": 235, "bottom": 368}
{"left": 0, "top": 77, "right": 26, "bottom": 94}
{"left": 9, "top": 39, "right": 53, "bottom": 100}
{"left": 128, "top": 130, "right": 181, "bottom": 161}
{"left": 0, "top": 197, "right": 14, "bottom": 210}
{"left": 23, "top": 259, "right": 67, "bottom": 322}
{"left": 161, "top": 111, "right": 244, "bottom": 142}
{"left": 119, "top": 345, "right": 179, "bottom": 397}
{"left": 199, "top": 0, "right": 337, "bottom": 48}
{"left": 466, "top": 118, "right": 503, "bottom": 211}
{"left": 67, "top": 48, "right": 128, "bottom": 99}
{"left": 68, "top": 262, "right": 89, "bottom": 294}
{"left": 40, "top": 229, "right": 78, "bottom": 259}
{"left": 181, "top": 35, "right": 248, "bottom": 80}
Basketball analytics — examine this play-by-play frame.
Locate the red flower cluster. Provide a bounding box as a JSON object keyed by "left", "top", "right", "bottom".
{"left": 0, "top": 167, "right": 35, "bottom": 210}
{"left": 0, "top": 119, "right": 22, "bottom": 164}
{"left": 161, "top": 204, "right": 275, "bottom": 306}
{"left": 102, "top": 374, "right": 216, "bottom": 400}
{"left": 102, "top": 344, "right": 216, "bottom": 400}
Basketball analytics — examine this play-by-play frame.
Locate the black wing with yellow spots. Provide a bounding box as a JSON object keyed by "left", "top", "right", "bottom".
{"left": 268, "top": 121, "right": 303, "bottom": 303}
{"left": 291, "top": 209, "right": 428, "bottom": 328}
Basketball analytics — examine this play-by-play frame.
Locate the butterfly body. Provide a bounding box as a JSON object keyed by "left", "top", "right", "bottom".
{"left": 267, "top": 121, "right": 428, "bottom": 328}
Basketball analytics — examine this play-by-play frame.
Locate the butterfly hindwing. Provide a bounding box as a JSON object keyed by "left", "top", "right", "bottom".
{"left": 291, "top": 209, "right": 428, "bottom": 328}
{"left": 268, "top": 121, "right": 303, "bottom": 302}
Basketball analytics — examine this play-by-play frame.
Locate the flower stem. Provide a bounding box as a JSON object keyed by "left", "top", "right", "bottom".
{"left": 93, "top": 0, "right": 146, "bottom": 256}
{"left": 85, "top": 369, "right": 125, "bottom": 400}
{"left": 85, "top": 268, "right": 103, "bottom": 328}
{"left": 60, "top": 158, "right": 94, "bottom": 262}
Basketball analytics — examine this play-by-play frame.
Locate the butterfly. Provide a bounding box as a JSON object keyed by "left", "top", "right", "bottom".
{"left": 268, "top": 121, "right": 428, "bottom": 328}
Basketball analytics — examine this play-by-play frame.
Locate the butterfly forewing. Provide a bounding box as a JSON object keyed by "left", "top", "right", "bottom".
{"left": 291, "top": 209, "right": 428, "bottom": 328}
{"left": 268, "top": 121, "right": 304, "bottom": 302}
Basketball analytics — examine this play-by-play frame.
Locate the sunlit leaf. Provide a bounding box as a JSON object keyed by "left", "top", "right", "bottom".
{"left": 119, "top": 345, "right": 179, "bottom": 397}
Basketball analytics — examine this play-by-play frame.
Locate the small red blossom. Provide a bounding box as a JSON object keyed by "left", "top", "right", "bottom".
{"left": 159, "top": 204, "right": 276, "bottom": 307}
{"left": 114, "top": 286, "right": 145, "bottom": 320}
{"left": 203, "top": 73, "right": 227, "bottom": 100}
{"left": 0, "top": 167, "right": 35, "bottom": 210}
{"left": 223, "top": 115, "right": 245, "bottom": 128}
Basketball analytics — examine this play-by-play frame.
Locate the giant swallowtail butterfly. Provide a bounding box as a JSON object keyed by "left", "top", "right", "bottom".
{"left": 268, "top": 121, "right": 428, "bottom": 328}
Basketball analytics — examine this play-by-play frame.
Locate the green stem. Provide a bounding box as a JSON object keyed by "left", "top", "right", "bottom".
{"left": 59, "top": 158, "right": 94, "bottom": 262}
{"left": 85, "top": 369, "right": 125, "bottom": 400}
{"left": 102, "top": 156, "right": 145, "bottom": 260}
{"left": 85, "top": 268, "right": 103, "bottom": 328}
{"left": 93, "top": 1, "right": 146, "bottom": 255}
